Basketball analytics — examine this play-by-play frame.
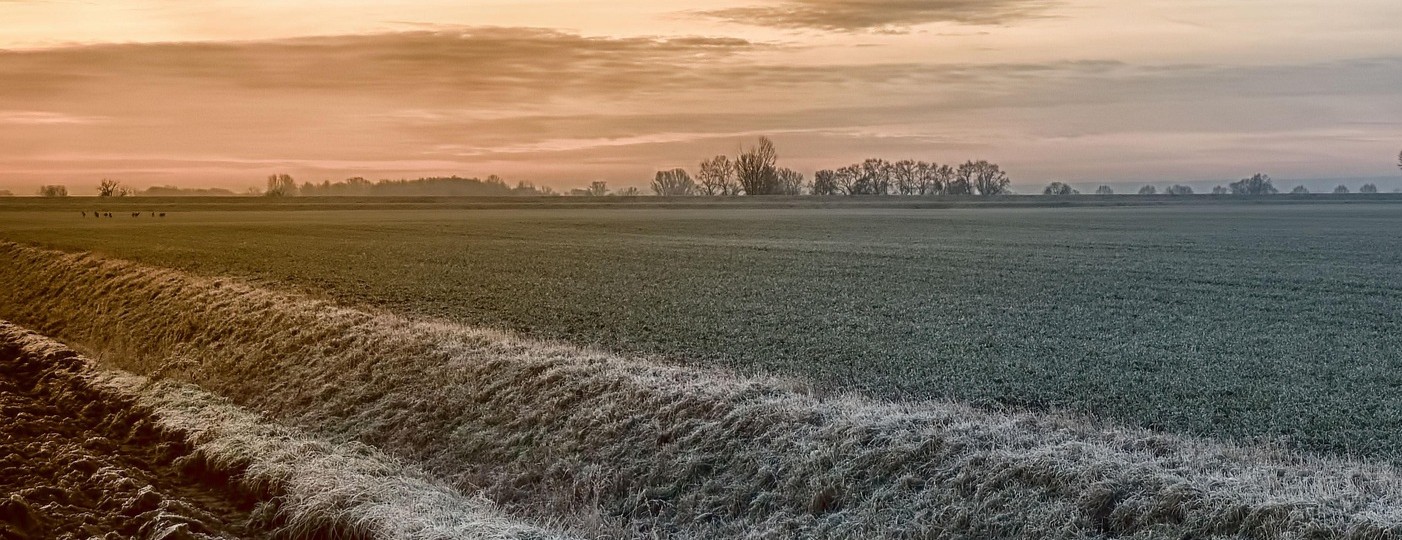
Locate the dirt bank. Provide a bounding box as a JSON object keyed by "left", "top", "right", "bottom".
{"left": 0, "top": 332, "right": 270, "bottom": 540}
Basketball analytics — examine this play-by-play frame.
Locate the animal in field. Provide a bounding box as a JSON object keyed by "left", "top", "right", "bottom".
{"left": 158, "top": 212, "right": 166, "bottom": 218}
{"left": 81, "top": 211, "right": 86, "bottom": 217}
{"left": 131, "top": 212, "right": 140, "bottom": 218}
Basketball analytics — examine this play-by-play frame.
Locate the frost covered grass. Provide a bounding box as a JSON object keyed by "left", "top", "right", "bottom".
{"left": 1, "top": 201, "right": 1401, "bottom": 459}
{"left": 2, "top": 241, "right": 1400, "bottom": 538}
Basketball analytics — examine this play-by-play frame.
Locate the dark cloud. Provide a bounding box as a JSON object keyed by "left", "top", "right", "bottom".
{"left": 698, "top": 0, "right": 1055, "bottom": 32}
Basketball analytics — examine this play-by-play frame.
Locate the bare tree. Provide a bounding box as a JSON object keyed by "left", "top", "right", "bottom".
{"left": 1360, "top": 183, "right": 1379, "bottom": 194}
{"left": 585, "top": 181, "right": 609, "bottom": 196}
{"left": 1165, "top": 184, "right": 1194, "bottom": 195}
{"left": 616, "top": 186, "right": 641, "bottom": 196}
{"left": 697, "top": 155, "right": 736, "bottom": 196}
{"left": 959, "top": 160, "right": 1009, "bottom": 196}
{"left": 1333, "top": 184, "right": 1349, "bottom": 194}
{"left": 1095, "top": 185, "right": 1114, "bottom": 195}
{"left": 1211, "top": 185, "right": 1228, "bottom": 194}
{"left": 834, "top": 165, "right": 862, "bottom": 195}
{"left": 1291, "top": 185, "right": 1309, "bottom": 194}
{"left": 38, "top": 185, "right": 68, "bottom": 197}
{"left": 892, "top": 160, "right": 921, "bottom": 195}
{"left": 735, "top": 137, "right": 779, "bottom": 195}
{"left": 651, "top": 168, "right": 696, "bottom": 196}
{"left": 858, "top": 158, "right": 893, "bottom": 195}
{"left": 1043, "top": 182, "right": 1077, "bottom": 195}
{"left": 265, "top": 174, "right": 297, "bottom": 197}
{"left": 811, "top": 169, "right": 839, "bottom": 195}
{"left": 97, "top": 178, "right": 124, "bottom": 197}
{"left": 1228, "top": 173, "right": 1277, "bottom": 195}
{"left": 924, "top": 163, "right": 953, "bottom": 195}
{"left": 776, "top": 167, "right": 804, "bottom": 195}
{"left": 1138, "top": 185, "right": 1158, "bottom": 195}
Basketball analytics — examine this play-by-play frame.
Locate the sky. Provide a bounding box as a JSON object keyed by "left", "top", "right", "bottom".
{"left": 1, "top": 0, "right": 1400, "bottom": 193}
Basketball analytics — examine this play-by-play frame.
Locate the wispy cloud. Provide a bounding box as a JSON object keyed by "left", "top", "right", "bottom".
{"left": 697, "top": 0, "right": 1056, "bottom": 32}
{"left": 0, "top": 110, "right": 104, "bottom": 125}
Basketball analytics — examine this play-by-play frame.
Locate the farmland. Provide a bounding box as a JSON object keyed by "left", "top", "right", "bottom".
{"left": 2, "top": 197, "right": 1401, "bottom": 461}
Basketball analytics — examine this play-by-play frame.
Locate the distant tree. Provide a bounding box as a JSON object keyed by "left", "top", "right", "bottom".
{"left": 1138, "top": 185, "right": 1157, "bottom": 195}
{"left": 1211, "top": 185, "right": 1229, "bottom": 195}
{"left": 0, "top": 189, "right": 12, "bottom": 197}
{"left": 1043, "top": 182, "right": 1077, "bottom": 195}
{"left": 832, "top": 165, "right": 861, "bottom": 195}
{"left": 776, "top": 167, "right": 804, "bottom": 195}
{"left": 585, "top": 181, "right": 609, "bottom": 197}
{"left": 1291, "top": 185, "right": 1309, "bottom": 194}
{"left": 265, "top": 174, "right": 297, "bottom": 197}
{"left": 38, "top": 185, "right": 68, "bottom": 197}
{"left": 892, "top": 160, "right": 921, "bottom": 195}
{"left": 959, "top": 160, "right": 1010, "bottom": 196}
{"left": 920, "top": 162, "right": 952, "bottom": 195}
{"left": 1228, "top": 173, "right": 1277, "bottom": 195}
{"left": 651, "top": 168, "right": 696, "bottom": 196}
{"left": 1333, "top": 184, "right": 1350, "bottom": 194}
{"left": 616, "top": 186, "right": 641, "bottom": 196}
{"left": 1360, "top": 183, "right": 1379, "bottom": 194}
{"left": 856, "top": 158, "right": 893, "bottom": 195}
{"left": 811, "top": 169, "right": 840, "bottom": 195}
{"left": 697, "top": 155, "right": 736, "bottom": 196}
{"left": 1094, "top": 185, "right": 1114, "bottom": 195}
{"left": 1397, "top": 150, "right": 1401, "bottom": 171}
{"left": 97, "top": 178, "right": 124, "bottom": 197}
{"left": 735, "top": 137, "right": 781, "bottom": 195}
{"left": 1165, "top": 184, "right": 1194, "bottom": 195}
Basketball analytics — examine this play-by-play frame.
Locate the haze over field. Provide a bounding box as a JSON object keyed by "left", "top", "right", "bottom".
{"left": 2, "top": 0, "right": 1401, "bottom": 193}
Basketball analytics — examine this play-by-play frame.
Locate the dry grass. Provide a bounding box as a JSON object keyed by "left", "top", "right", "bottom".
{"left": 2, "top": 240, "right": 1401, "bottom": 538}
{"left": 0, "top": 322, "right": 567, "bottom": 540}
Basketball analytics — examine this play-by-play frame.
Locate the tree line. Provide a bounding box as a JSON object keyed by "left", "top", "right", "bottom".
{"left": 646, "top": 136, "right": 1010, "bottom": 197}
{"left": 1050, "top": 174, "right": 1387, "bottom": 196}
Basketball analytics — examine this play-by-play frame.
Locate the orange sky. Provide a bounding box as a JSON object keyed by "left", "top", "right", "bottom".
{"left": 2, "top": 0, "right": 1401, "bottom": 193}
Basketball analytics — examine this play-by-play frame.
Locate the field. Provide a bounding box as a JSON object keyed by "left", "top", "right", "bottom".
{"left": 2, "top": 197, "right": 1401, "bottom": 461}
{"left": 4, "top": 196, "right": 1402, "bottom": 538}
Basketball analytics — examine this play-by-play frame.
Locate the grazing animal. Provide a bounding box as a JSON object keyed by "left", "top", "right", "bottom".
{"left": 132, "top": 212, "right": 140, "bottom": 218}
{"left": 158, "top": 212, "right": 166, "bottom": 218}
{"left": 81, "top": 211, "right": 86, "bottom": 217}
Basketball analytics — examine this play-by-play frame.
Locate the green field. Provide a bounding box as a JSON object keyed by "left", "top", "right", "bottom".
{"left": 3, "top": 198, "right": 1401, "bottom": 459}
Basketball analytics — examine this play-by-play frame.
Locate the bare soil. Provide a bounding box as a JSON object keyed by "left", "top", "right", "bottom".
{"left": 0, "top": 340, "right": 270, "bottom": 540}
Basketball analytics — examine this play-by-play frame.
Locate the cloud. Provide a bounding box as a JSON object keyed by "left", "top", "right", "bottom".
{"left": 0, "top": 110, "right": 104, "bottom": 125}
{"left": 697, "top": 0, "right": 1055, "bottom": 32}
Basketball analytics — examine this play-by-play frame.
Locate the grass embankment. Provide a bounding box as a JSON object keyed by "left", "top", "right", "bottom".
{"left": 2, "top": 241, "right": 1400, "bottom": 538}
{"left": 0, "top": 321, "right": 564, "bottom": 540}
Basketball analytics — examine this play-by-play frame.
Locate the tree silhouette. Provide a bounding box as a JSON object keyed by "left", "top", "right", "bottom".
{"left": 1138, "top": 185, "right": 1157, "bottom": 195}
{"left": 651, "top": 168, "right": 696, "bottom": 196}
{"left": 1095, "top": 185, "right": 1114, "bottom": 195}
{"left": 1333, "top": 184, "right": 1349, "bottom": 194}
{"left": 1228, "top": 173, "right": 1277, "bottom": 195}
{"left": 697, "top": 155, "right": 736, "bottom": 196}
{"left": 1165, "top": 184, "right": 1194, "bottom": 195}
{"left": 959, "top": 160, "right": 1009, "bottom": 196}
{"left": 735, "top": 137, "right": 780, "bottom": 195}
{"left": 1043, "top": 182, "right": 1077, "bottom": 195}
{"left": 1291, "top": 185, "right": 1309, "bottom": 194}
{"left": 97, "top": 179, "right": 123, "bottom": 197}
{"left": 265, "top": 174, "right": 297, "bottom": 197}
{"left": 37, "top": 185, "right": 68, "bottom": 197}
{"left": 585, "top": 181, "right": 609, "bottom": 196}
{"left": 776, "top": 167, "right": 804, "bottom": 195}
{"left": 811, "top": 169, "right": 839, "bottom": 195}
{"left": 1360, "top": 183, "right": 1379, "bottom": 194}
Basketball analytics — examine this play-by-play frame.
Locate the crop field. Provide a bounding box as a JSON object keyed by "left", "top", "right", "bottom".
{"left": 2, "top": 197, "right": 1401, "bottom": 462}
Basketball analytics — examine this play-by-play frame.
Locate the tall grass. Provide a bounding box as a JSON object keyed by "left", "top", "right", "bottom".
{"left": 0, "top": 321, "right": 567, "bottom": 540}
{"left": 2, "top": 241, "right": 1400, "bottom": 538}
